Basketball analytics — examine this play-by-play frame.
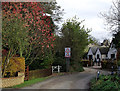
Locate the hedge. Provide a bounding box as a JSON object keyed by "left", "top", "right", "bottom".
{"left": 81, "top": 59, "right": 92, "bottom": 67}
{"left": 2, "top": 57, "right": 25, "bottom": 77}
{"left": 29, "top": 67, "right": 52, "bottom": 80}
{"left": 101, "top": 60, "right": 117, "bottom": 71}
{"left": 90, "top": 75, "right": 120, "bottom": 90}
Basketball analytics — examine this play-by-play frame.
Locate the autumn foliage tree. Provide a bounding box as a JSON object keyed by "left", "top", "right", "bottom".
{"left": 2, "top": 2, "right": 56, "bottom": 76}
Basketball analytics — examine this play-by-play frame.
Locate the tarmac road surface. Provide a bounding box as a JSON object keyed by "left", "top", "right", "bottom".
{"left": 21, "top": 67, "right": 110, "bottom": 89}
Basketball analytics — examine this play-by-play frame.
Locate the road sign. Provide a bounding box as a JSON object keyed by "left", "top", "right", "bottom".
{"left": 65, "top": 48, "right": 71, "bottom": 57}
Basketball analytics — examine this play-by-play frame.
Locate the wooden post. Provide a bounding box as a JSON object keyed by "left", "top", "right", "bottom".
{"left": 25, "top": 66, "right": 29, "bottom": 81}
{"left": 58, "top": 65, "right": 60, "bottom": 73}
{"left": 52, "top": 66, "right": 53, "bottom": 73}
{"left": 66, "top": 58, "right": 70, "bottom": 72}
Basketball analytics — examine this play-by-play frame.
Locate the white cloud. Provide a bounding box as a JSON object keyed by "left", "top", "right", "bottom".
{"left": 56, "top": 0, "right": 113, "bottom": 42}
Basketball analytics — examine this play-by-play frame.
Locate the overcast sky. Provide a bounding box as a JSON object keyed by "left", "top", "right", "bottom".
{"left": 56, "top": 0, "right": 113, "bottom": 42}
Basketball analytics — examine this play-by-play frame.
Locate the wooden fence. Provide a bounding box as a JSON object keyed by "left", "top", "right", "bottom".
{"left": 25, "top": 67, "right": 52, "bottom": 80}
{"left": 24, "top": 66, "right": 29, "bottom": 81}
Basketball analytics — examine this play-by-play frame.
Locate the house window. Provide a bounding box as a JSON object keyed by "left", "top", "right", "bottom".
{"left": 111, "top": 54, "right": 115, "bottom": 59}
{"left": 106, "top": 54, "right": 107, "bottom": 57}
{"left": 97, "top": 54, "right": 99, "bottom": 59}
{"left": 89, "top": 55, "right": 92, "bottom": 60}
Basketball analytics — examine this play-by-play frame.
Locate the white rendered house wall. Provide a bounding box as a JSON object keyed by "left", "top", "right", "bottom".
{"left": 95, "top": 49, "right": 102, "bottom": 61}
{"left": 108, "top": 48, "right": 117, "bottom": 59}
{"left": 87, "top": 48, "right": 95, "bottom": 61}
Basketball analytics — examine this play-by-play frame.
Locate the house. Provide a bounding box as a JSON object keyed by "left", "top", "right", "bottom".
{"left": 87, "top": 42, "right": 117, "bottom": 62}
{"left": 108, "top": 42, "right": 117, "bottom": 60}
{"left": 87, "top": 47, "right": 98, "bottom": 61}
{"left": 95, "top": 47, "right": 109, "bottom": 62}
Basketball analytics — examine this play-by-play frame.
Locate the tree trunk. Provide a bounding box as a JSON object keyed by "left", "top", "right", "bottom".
{"left": 117, "top": 48, "right": 120, "bottom": 61}
{"left": 2, "top": 50, "right": 10, "bottom": 77}
{"left": 20, "top": 47, "right": 23, "bottom": 57}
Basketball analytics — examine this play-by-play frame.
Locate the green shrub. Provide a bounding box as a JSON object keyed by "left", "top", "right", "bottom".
{"left": 2, "top": 57, "right": 25, "bottom": 77}
{"left": 117, "top": 60, "right": 120, "bottom": 66}
{"left": 101, "top": 60, "right": 117, "bottom": 70}
{"left": 90, "top": 75, "right": 120, "bottom": 91}
{"left": 29, "top": 59, "right": 44, "bottom": 70}
{"left": 70, "top": 61, "right": 84, "bottom": 72}
{"left": 53, "top": 57, "right": 66, "bottom": 72}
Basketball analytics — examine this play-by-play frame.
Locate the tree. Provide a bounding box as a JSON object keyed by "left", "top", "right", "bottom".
{"left": 40, "top": 1, "right": 64, "bottom": 43}
{"left": 113, "top": 31, "right": 120, "bottom": 48}
{"left": 54, "top": 17, "right": 91, "bottom": 72}
{"left": 102, "top": 39, "right": 110, "bottom": 46}
{"left": 101, "top": 0, "right": 120, "bottom": 47}
{"left": 2, "top": 13, "right": 29, "bottom": 77}
{"left": 101, "top": 0, "right": 120, "bottom": 59}
{"left": 88, "top": 36, "right": 100, "bottom": 45}
{"left": 41, "top": 1, "right": 64, "bottom": 21}
{"left": 101, "top": 0, "right": 120, "bottom": 33}
{"left": 2, "top": 2, "right": 56, "bottom": 76}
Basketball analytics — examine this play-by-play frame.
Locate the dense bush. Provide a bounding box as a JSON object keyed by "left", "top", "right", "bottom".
{"left": 90, "top": 75, "right": 120, "bottom": 91}
{"left": 81, "top": 59, "right": 91, "bottom": 67}
{"left": 53, "top": 56, "right": 66, "bottom": 72}
{"left": 2, "top": 57, "right": 25, "bottom": 77}
{"left": 70, "top": 61, "right": 84, "bottom": 72}
{"left": 101, "top": 60, "right": 117, "bottom": 70}
{"left": 29, "top": 67, "right": 52, "bottom": 80}
{"left": 29, "top": 59, "right": 44, "bottom": 71}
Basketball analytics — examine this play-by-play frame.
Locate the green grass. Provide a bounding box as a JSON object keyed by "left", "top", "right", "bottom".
{"left": 11, "top": 77, "right": 49, "bottom": 88}
{"left": 7, "top": 72, "right": 68, "bottom": 88}
{"left": 11, "top": 73, "right": 66, "bottom": 88}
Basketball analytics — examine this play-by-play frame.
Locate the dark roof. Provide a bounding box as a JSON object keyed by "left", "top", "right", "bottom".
{"left": 99, "top": 47, "right": 109, "bottom": 54}
{"left": 90, "top": 47, "right": 98, "bottom": 55}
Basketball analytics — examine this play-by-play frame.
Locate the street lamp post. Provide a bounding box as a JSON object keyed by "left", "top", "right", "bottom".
{"left": 111, "top": 66, "right": 114, "bottom": 75}
{"left": 96, "top": 71, "right": 100, "bottom": 80}
{"left": 111, "top": 59, "right": 114, "bottom": 75}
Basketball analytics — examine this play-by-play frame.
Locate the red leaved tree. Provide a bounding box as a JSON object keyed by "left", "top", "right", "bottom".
{"left": 2, "top": 2, "right": 56, "bottom": 76}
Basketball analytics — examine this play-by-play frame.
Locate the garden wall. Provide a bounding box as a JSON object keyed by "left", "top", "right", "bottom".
{"left": 29, "top": 67, "right": 52, "bottom": 80}
{"left": 1, "top": 72, "right": 24, "bottom": 88}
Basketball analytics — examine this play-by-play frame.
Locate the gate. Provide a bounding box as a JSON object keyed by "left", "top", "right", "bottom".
{"left": 24, "top": 66, "right": 29, "bottom": 81}
{"left": 52, "top": 65, "right": 62, "bottom": 73}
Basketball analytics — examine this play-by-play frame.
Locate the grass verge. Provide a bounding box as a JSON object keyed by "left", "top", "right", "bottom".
{"left": 11, "top": 76, "right": 49, "bottom": 88}
{"left": 11, "top": 72, "right": 67, "bottom": 88}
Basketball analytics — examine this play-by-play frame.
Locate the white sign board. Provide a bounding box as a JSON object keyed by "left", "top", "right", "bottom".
{"left": 65, "top": 48, "right": 71, "bottom": 57}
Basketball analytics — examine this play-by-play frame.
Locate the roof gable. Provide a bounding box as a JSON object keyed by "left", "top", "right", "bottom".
{"left": 88, "top": 47, "right": 97, "bottom": 55}
{"left": 99, "top": 47, "right": 109, "bottom": 54}
{"left": 95, "top": 48, "right": 101, "bottom": 55}
{"left": 88, "top": 48, "right": 93, "bottom": 55}
{"left": 91, "top": 47, "right": 98, "bottom": 54}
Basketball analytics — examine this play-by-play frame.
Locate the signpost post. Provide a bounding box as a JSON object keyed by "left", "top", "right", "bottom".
{"left": 65, "top": 48, "right": 71, "bottom": 72}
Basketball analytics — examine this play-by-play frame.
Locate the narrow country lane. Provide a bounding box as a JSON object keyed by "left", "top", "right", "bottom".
{"left": 21, "top": 67, "right": 110, "bottom": 89}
